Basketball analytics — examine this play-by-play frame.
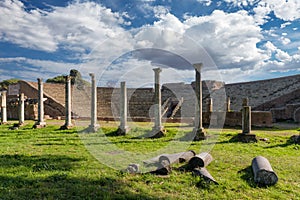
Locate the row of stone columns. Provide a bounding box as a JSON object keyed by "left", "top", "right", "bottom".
{"left": 0, "top": 64, "right": 253, "bottom": 142}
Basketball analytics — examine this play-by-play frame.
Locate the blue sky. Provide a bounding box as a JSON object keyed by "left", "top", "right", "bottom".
{"left": 0, "top": 0, "right": 300, "bottom": 87}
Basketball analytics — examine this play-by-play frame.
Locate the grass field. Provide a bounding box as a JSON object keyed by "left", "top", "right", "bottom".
{"left": 0, "top": 120, "right": 299, "bottom": 199}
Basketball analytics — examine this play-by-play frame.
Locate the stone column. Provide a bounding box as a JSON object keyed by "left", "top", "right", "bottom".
{"left": 34, "top": 78, "right": 46, "bottom": 128}
{"left": 1, "top": 91, "right": 7, "bottom": 124}
{"left": 88, "top": 73, "right": 100, "bottom": 132}
{"left": 18, "top": 93, "right": 25, "bottom": 125}
{"left": 242, "top": 106, "right": 251, "bottom": 134}
{"left": 237, "top": 105, "right": 257, "bottom": 142}
{"left": 193, "top": 63, "right": 206, "bottom": 140}
{"left": 226, "top": 97, "right": 231, "bottom": 112}
{"left": 149, "top": 68, "right": 165, "bottom": 138}
{"left": 60, "top": 76, "right": 73, "bottom": 130}
{"left": 242, "top": 97, "right": 249, "bottom": 107}
{"left": 116, "top": 81, "right": 129, "bottom": 135}
{"left": 207, "top": 98, "right": 213, "bottom": 112}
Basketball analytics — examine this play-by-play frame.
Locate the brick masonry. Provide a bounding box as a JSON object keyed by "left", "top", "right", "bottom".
{"left": 6, "top": 74, "right": 300, "bottom": 124}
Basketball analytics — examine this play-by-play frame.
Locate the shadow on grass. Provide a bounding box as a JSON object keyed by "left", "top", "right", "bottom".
{"left": 0, "top": 154, "right": 165, "bottom": 200}
{"left": 0, "top": 154, "right": 82, "bottom": 172}
{"left": 0, "top": 174, "right": 163, "bottom": 200}
{"left": 238, "top": 166, "right": 257, "bottom": 188}
{"left": 264, "top": 136, "right": 299, "bottom": 149}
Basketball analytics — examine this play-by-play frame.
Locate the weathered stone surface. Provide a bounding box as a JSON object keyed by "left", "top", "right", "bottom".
{"left": 18, "top": 93, "right": 25, "bottom": 125}
{"left": 188, "top": 152, "right": 213, "bottom": 169}
{"left": 158, "top": 150, "right": 196, "bottom": 165}
{"left": 242, "top": 106, "right": 251, "bottom": 134}
{"left": 251, "top": 156, "right": 278, "bottom": 187}
{"left": 126, "top": 164, "right": 140, "bottom": 174}
{"left": 1, "top": 91, "right": 7, "bottom": 124}
{"left": 236, "top": 133, "right": 257, "bottom": 143}
{"left": 60, "top": 76, "right": 73, "bottom": 130}
{"left": 34, "top": 78, "right": 46, "bottom": 128}
{"left": 193, "top": 168, "right": 218, "bottom": 185}
{"left": 291, "top": 135, "right": 300, "bottom": 144}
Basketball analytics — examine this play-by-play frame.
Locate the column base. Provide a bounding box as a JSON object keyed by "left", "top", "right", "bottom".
{"left": 0, "top": 122, "right": 8, "bottom": 125}
{"left": 146, "top": 126, "right": 166, "bottom": 138}
{"left": 192, "top": 127, "right": 207, "bottom": 141}
{"left": 33, "top": 121, "right": 46, "bottom": 128}
{"left": 291, "top": 135, "right": 300, "bottom": 144}
{"left": 116, "top": 126, "right": 130, "bottom": 136}
{"left": 86, "top": 124, "right": 100, "bottom": 133}
{"left": 236, "top": 133, "right": 257, "bottom": 143}
{"left": 60, "top": 124, "right": 74, "bottom": 130}
{"left": 9, "top": 123, "right": 24, "bottom": 130}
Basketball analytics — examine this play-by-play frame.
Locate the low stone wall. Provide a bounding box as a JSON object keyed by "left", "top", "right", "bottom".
{"left": 7, "top": 103, "right": 37, "bottom": 120}
{"left": 271, "top": 103, "right": 300, "bottom": 122}
{"left": 203, "top": 111, "right": 273, "bottom": 127}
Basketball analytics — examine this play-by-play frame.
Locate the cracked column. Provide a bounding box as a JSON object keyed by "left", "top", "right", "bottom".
{"left": 34, "top": 78, "right": 46, "bottom": 128}
{"left": 193, "top": 63, "right": 206, "bottom": 140}
{"left": 237, "top": 99, "right": 257, "bottom": 142}
{"left": 18, "top": 93, "right": 25, "bottom": 125}
{"left": 116, "top": 81, "right": 129, "bottom": 135}
{"left": 60, "top": 76, "right": 73, "bottom": 130}
{"left": 1, "top": 91, "right": 7, "bottom": 124}
{"left": 149, "top": 68, "right": 165, "bottom": 138}
{"left": 88, "top": 73, "right": 100, "bottom": 132}
{"left": 242, "top": 106, "right": 251, "bottom": 134}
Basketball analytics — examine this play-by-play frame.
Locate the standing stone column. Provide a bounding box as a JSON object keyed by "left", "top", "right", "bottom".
{"left": 149, "top": 68, "right": 165, "bottom": 138}
{"left": 34, "top": 78, "right": 46, "bottom": 128}
{"left": 237, "top": 105, "right": 257, "bottom": 142}
{"left": 193, "top": 63, "right": 206, "bottom": 140}
{"left": 242, "top": 97, "right": 249, "bottom": 107}
{"left": 88, "top": 73, "right": 100, "bottom": 132}
{"left": 60, "top": 76, "right": 73, "bottom": 130}
{"left": 18, "top": 93, "right": 25, "bottom": 125}
{"left": 116, "top": 82, "right": 129, "bottom": 135}
{"left": 226, "top": 97, "right": 231, "bottom": 112}
{"left": 242, "top": 106, "right": 251, "bottom": 134}
{"left": 207, "top": 98, "right": 213, "bottom": 112}
{"left": 1, "top": 91, "right": 7, "bottom": 124}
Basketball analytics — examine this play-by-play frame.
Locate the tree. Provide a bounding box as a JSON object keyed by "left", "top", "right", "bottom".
{"left": 46, "top": 69, "right": 90, "bottom": 89}
{"left": 0, "top": 79, "right": 20, "bottom": 90}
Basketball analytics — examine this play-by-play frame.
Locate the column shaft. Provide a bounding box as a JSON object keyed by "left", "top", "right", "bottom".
{"left": 153, "top": 68, "right": 162, "bottom": 129}
{"left": 1, "top": 91, "right": 7, "bottom": 124}
{"left": 19, "top": 93, "right": 25, "bottom": 125}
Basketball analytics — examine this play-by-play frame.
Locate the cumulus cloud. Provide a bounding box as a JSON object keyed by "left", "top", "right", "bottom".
{"left": 0, "top": 0, "right": 57, "bottom": 51}
{"left": 0, "top": 0, "right": 299, "bottom": 85}
{"left": 184, "top": 10, "right": 267, "bottom": 70}
{"left": 0, "top": 0, "right": 130, "bottom": 53}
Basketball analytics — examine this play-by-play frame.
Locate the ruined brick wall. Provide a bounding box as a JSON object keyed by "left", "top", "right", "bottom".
{"left": 202, "top": 111, "right": 273, "bottom": 127}
{"left": 17, "top": 81, "right": 65, "bottom": 118}
{"left": 225, "top": 74, "right": 300, "bottom": 111}
{"left": 7, "top": 102, "right": 37, "bottom": 120}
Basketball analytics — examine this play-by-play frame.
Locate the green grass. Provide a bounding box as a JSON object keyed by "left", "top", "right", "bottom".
{"left": 0, "top": 120, "right": 299, "bottom": 199}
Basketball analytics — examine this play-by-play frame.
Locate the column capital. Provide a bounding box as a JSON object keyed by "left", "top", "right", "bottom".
{"left": 153, "top": 68, "right": 162, "bottom": 73}
{"left": 193, "top": 63, "right": 203, "bottom": 73}
{"left": 65, "top": 75, "right": 71, "bottom": 81}
{"left": 37, "top": 78, "right": 43, "bottom": 82}
{"left": 89, "top": 73, "right": 95, "bottom": 79}
{"left": 120, "top": 81, "right": 126, "bottom": 87}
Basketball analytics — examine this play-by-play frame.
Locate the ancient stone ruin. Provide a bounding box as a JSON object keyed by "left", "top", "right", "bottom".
{"left": 1, "top": 72, "right": 299, "bottom": 128}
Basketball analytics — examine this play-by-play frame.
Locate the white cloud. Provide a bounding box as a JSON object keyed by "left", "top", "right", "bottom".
{"left": 184, "top": 10, "right": 267, "bottom": 69}
{"left": 0, "top": 0, "right": 130, "bottom": 53}
{"left": 0, "top": 0, "right": 299, "bottom": 85}
{"left": 0, "top": 0, "right": 57, "bottom": 51}
{"left": 197, "top": 0, "right": 212, "bottom": 6}
{"left": 255, "top": 0, "right": 300, "bottom": 22}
